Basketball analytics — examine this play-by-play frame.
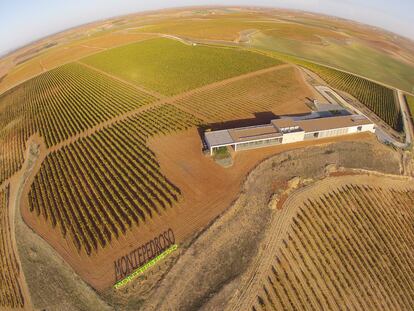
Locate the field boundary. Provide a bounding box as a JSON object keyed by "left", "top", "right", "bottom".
{"left": 77, "top": 61, "right": 165, "bottom": 99}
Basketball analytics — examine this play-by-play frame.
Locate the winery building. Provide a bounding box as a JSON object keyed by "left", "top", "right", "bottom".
{"left": 204, "top": 113, "right": 375, "bottom": 155}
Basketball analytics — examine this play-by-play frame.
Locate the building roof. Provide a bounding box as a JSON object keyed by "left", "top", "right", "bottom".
{"left": 297, "top": 115, "right": 372, "bottom": 132}
{"left": 315, "top": 103, "right": 345, "bottom": 112}
{"left": 229, "top": 125, "right": 281, "bottom": 143}
{"left": 271, "top": 118, "right": 296, "bottom": 129}
{"left": 205, "top": 113, "right": 373, "bottom": 148}
{"left": 205, "top": 130, "right": 234, "bottom": 147}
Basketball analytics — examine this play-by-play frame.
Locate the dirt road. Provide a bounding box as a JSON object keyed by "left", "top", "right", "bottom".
{"left": 6, "top": 135, "right": 44, "bottom": 310}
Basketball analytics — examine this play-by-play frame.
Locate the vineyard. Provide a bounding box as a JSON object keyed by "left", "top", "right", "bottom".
{"left": 82, "top": 38, "right": 283, "bottom": 95}
{"left": 29, "top": 104, "right": 200, "bottom": 255}
{"left": 174, "top": 66, "right": 311, "bottom": 122}
{"left": 251, "top": 177, "right": 414, "bottom": 311}
{"left": 259, "top": 50, "right": 403, "bottom": 132}
{"left": 303, "top": 63, "right": 402, "bottom": 131}
{"left": 0, "top": 185, "right": 25, "bottom": 309}
{"left": 0, "top": 62, "right": 158, "bottom": 184}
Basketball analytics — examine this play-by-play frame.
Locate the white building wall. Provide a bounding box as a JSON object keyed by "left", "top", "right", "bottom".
{"left": 318, "top": 127, "right": 349, "bottom": 138}
{"left": 282, "top": 131, "right": 305, "bottom": 144}
{"left": 362, "top": 124, "right": 376, "bottom": 133}
{"left": 207, "top": 121, "right": 375, "bottom": 154}
{"left": 347, "top": 126, "right": 359, "bottom": 134}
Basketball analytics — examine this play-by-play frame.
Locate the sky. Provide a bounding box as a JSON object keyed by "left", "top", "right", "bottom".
{"left": 1, "top": 0, "right": 413, "bottom": 56}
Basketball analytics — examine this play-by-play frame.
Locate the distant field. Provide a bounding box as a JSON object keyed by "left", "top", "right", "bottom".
{"left": 259, "top": 22, "right": 346, "bottom": 44}
{"left": 29, "top": 104, "right": 200, "bottom": 255}
{"left": 77, "top": 32, "right": 154, "bottom": 49}
{"left": 248, "top": 176, "right": 414, "bottom": 311}
{"left": 174, "top": 65, "right": 311, "bottom": 122}
{"left": 133, "top": 19, "right": 255, "bottom": 41}
{"left": 252, "top": 32, "right": 414, "bottom": 93}
{"left": 0, "top": 60, "right": 43, "bottom": 94}
{"left": 82, "top": 37, "right": 282, "bottom": 95}
{"left": 0, "top": 62, "right": 157, "bottom": 183}
{"left": 133, "top": 18, "right": 346, "bottom": 44}
{"left": 39, "top": 45, "right": 102, "bottom": 70}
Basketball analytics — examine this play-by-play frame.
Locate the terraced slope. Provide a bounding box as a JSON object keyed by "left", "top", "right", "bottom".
{"left": 29, "top": 104, "right": 200, "bottom": 255}
{"left": 82, "top": 38, "right": 283, "bottom": 95}
{"left": 0, "top": 62, "right": 158, "bottom": 183}
{"left": 244, "top": 175, "right": 414, "bottom": 311}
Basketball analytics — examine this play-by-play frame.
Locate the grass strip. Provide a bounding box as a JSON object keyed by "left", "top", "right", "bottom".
{"left": 114, "top": 244, "right": 178, "bottom": 289}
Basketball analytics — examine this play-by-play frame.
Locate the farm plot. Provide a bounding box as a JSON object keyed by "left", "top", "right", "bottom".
{"left": 132, "top": 19, "right": 273, "bottom": 41}
{"left": 29, "top": 104, "right": 200, "bottom": 255}
{"left": 82, "top": 37, "right": 282, "bottom": 95}
{"left": 249, "top": 176, "right": 414, "bottom": 311}
{"left": 78, "top": 32, "right": 155, "bottom": 49}
{"left": 0, "top": 185, "right": 25, "bottom": 309}
{"left": 304, "top": 63, "right": 402, "bottom": 131}
{"left": 0, "top": 62, "right": 157, "bottom": 184}
{"left": 0, "top": 126, "right": 28, "bottom": 186}
{"left": 173, "top": 65, "right": 312, "bottom": 122}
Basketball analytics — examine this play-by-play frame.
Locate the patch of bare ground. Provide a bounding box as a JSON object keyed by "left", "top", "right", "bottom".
{"left": 108, "top": 131, "right": 400, "bottom": 310}
{"left": 16, "top": 201, "right": 112, "bottom": 311}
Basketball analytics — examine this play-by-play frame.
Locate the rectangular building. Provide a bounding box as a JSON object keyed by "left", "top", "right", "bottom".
{"left": 205, "top": 114, "right": 375, "bottom": 155}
